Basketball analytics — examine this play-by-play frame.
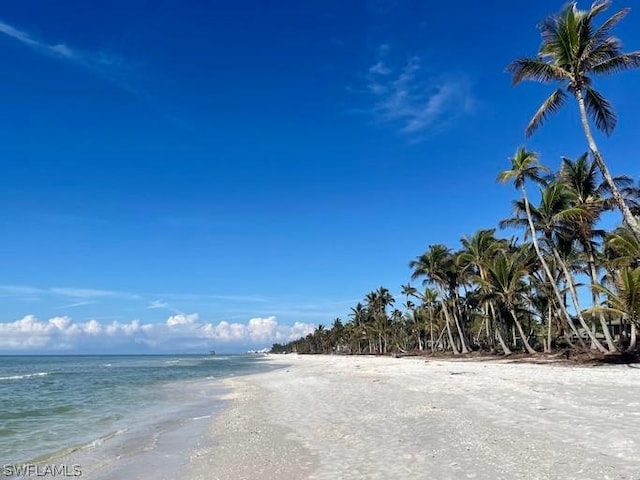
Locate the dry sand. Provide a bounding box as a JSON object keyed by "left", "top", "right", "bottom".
{"left": 187, "top": 355, "right": 640, "bottom": 480}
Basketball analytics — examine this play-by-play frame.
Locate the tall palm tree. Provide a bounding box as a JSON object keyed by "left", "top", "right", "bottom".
{"left": 507, "top": 1, "right": 640, "bottom": 239}
{"left": 557, "top": 153, "right": 631, "bottom": 350}
{"left": 419, "top": 287, "right": 439, "bottom": 352}
{"left": 363, "top": 287, "right": 395, "bottom": 354}
{"left": 503, "top": 181, "right": 609, "bottom": 352}
{"left": 594, "top": 267, "right": 640, "bottom": 352}
{"left": 409, "top": 245, "right": 470, "bottom": 354}
{"left": 497, "top": 148, "right": 584, "bottom": 343}
{"left": 607, "top": 225, "right": 640, "bottom": 269}
{"left": 459, "top": 229, "right": 508, "bottom": 348}
{"left": 401, "top": 284, "right": 422, "bottom": 350}
{"left": 480, "top": 249, "right": 538, "bottom": 354}
{"left": 349, "top": 302, "right": 369, "bottom": 354}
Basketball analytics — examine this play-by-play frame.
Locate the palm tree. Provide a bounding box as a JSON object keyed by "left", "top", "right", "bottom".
{"left": 363, "top": 287, "right": 395, "bottom": 354}
{"left": 349, "top": 302, "right": 369, "bottom": 354}
{"left": 606, "top": 223, "right": 640, "bottom": 269}
{"left": 502, "top": 180, "right": 609, "bottom": 352}
{"left": 497, "top": 148, "right": 584, "bottom": 344}
{"left": 507, "top": 1, "right": 640, "bottom": 239}
{"left": 480, "top": 249, "right": 538, "bottom": 354}
{"left": 459, "top": 229, "right": 508, "bottom": 349}
{"left": 420, "top": 287, "right": 439, "bottom": 352}
{"left": 557, "top": 153, "right": 630, "bottom": 350}
{"left": 409, "top": 245, "right": 470, "bottom": 354}
{"left": 594, "top": 267, "right": 640, "bottom": 352}
{"left": 401, "top": 284, "right": 422, "bottom": 350}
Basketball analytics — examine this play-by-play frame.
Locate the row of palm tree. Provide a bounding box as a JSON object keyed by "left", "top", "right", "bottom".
{"left": 271, "top": 1, "right": 640, "bottom": 357}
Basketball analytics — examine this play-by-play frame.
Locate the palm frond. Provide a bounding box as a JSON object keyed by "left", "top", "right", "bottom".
{"left": 526, "top": 88, "right": 567, "bottom": 136}
{"left": 506, "top": 58, "right": 568, "bottom": 85}
{"left": 591, "top": 52, "right": 640, "bottom": 74}
{"left": 585, "top": 6, "right": 629, "bottom": 58}
{"left": 580, "top": 8, "right": 631, "bottom": 63}
{"left": 583, "top": 86, "right": 616, "bottom": 134}
{"left": 498, "top": 216, "right": 529, "bottom": 231}
{"left": 596, "top": 174, "right": 634, "bottom": 197}
{"left": 587, "top": 1, "right": 613, "bottom": 22}
{"left": 539, "top": 14, "right": 573, "bottom": 65}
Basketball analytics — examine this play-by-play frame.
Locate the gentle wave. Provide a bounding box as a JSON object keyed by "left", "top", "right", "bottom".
{"left": 82, "top": 429, "right": 128, "bottom": 450}
{"left": 0, "top": 372, "right": 49, "bottom": 381}
{"left": 26, "top": 429, "right": 128, "bottom": 465}
{"left": 191, "top": 415, "right": 212, "bottom": 421}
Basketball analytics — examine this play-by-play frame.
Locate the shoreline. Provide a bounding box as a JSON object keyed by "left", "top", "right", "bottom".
{"left": 1, "top": 355, "right": 276, "bottom": 480}
{"left": 187, "top": 354, "right": 640, "bottom": 480}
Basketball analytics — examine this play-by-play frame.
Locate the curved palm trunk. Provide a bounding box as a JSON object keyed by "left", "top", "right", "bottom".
{"left": 480, "top": 267, "right": 496, "bottom": 350}
{"left": 586, "top": 250, "right": 617, "bottom": 352}
{"left": 627, "top": 323, "right": 637, "bottom": 353}
{"left": 508, "top": 306, "right": 537, "bottom": 355}
{"left": 485, "top": 309, "right": 493, "bottom": 348}
{"left": 575, "top": 90, "right": 640, "bottom": 240}
{"left": 520, "top": 186, "right": 586, "bottom": 348}
{"left": 429, "top": 310, "right": 435, "bottom": 353}
{"left": 440, "top": 300, "right": 460, "bottom": 355}
{"left": 549, "top": 245, "right": 609, "bottom": 354}
{"left": 495, "top": 328, "right": 512, "bottom": 355}
{"left": 492, "top": 304, "right": 512, "bottom": 355}
{"left": 451, "top": 296, "right": 470, "bottom": 354}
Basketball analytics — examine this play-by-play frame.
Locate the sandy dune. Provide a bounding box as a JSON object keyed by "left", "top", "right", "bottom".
{"left": 187, "top": 355, "right": 640, "bottom": 480}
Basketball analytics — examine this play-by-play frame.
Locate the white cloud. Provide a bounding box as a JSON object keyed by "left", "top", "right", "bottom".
{"left": 58, "top": 301, "right": 98, "bottom": 309}
{"left": 368, "top": 61, "right": 391, "bottom": 76}
{"left": 50, "top": 287, "right": 139, "bottom": 300}
{"left": 0, "top": 314, "right": 315, "bottom": 352}
{"left": 360, "top": 46, "right": 474, "bottom": 139}
{"left": 0, "top": 285, "right": 43, "bottom": 296}
{"left": 84, "top": 319, "right": 103, "bottom": 336}
{"left": 147, "top": 300, "right": 169, "bottom": 310}
{"left": 166, "top": 313, "right": 199, "bottom": 327}
{"left": 0, "top": 20, "right": 77, "bottom": 59}
{"left": 0, "top": 19, "right": 130, "bottom": 92}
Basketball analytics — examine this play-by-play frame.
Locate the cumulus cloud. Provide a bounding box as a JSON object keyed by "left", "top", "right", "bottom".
{"left": 0, "top": 314, "right": 315, "bottom": 352}
{"left": 358, "top": 45, "right": 474, "bottom": 139}
{"left": 166, "top": 313, "right": 199, "bottom": 327}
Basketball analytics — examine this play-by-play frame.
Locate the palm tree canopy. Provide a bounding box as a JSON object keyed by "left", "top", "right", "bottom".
{"left": 507, "top": 1, "right": 640, "bottom": 136}
{"left": 606, "top": 223, "right": 640, "bottom": 268}
{"left": 594, "top": 267, "right": 640, "bottom": 323}
{"left": 500, "top": 182, "right": 585, "bottom": 239}
{"left": 557, "top": 153, "right": 633, "bottom": 249}
{"left": 409, "top": 244, "right": 454, "bottom": 288}
{"left": 497, "top": 147, "right": 549, "bottom": 189}
{"left": 559, "top": 153, "right": 632, "bottom": 205}
{"left": 479, "top": 250, "right": 530, "bottom": 309}
{"left": 458, "top": 229, "right": 507, "bottom": 275}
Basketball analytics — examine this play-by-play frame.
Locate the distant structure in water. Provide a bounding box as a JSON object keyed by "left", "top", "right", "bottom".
{"left": 209, "top": 350, "right": 216, "bottom": 356}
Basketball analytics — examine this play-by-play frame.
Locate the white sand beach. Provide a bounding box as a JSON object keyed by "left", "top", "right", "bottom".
{"left": 187, "top": 355, "right": 640, "bottom": 480}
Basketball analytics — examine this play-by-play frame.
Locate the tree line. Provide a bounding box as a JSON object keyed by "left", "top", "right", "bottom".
{"left": 272, "top": 1, "right": 640, "bottom": 358}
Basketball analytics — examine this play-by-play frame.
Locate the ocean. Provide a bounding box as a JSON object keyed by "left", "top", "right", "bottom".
{"left": 0, "top": 354, "right": 273, "bottom": 479}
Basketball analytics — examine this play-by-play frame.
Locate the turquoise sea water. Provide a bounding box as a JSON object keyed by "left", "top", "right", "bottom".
{"left": 0, "top": 355, "right": 272, "bottom": 478}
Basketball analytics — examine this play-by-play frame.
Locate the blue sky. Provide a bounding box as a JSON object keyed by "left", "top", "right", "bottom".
{"left": 1, "top": 0, "right": 639, "bottom": 353}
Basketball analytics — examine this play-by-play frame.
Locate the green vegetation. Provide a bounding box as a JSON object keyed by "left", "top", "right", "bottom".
{"left": 272, "top": 1, "right": 640, "bottom": 358}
